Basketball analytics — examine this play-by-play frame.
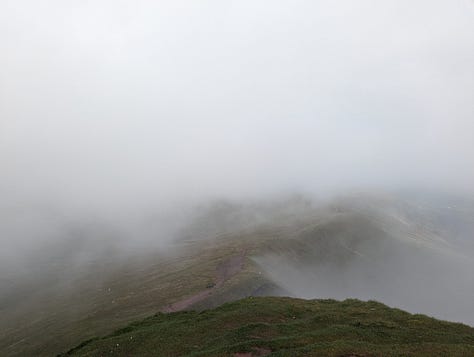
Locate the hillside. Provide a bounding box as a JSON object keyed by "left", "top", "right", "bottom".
{"left": 1, "top": 195, "right": 474, "bottom": 356}
{"left": 62, "top": 297, "right": 474, "bottom": 356}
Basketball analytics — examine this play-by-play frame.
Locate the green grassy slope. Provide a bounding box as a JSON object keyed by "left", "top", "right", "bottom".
{"left": 2, "top": 196, "right": 472, "bottom": 356}
{"left": 62, "top": 297, "right": 474, "bottom": 357}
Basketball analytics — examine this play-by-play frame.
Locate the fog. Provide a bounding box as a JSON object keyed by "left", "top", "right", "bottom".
{"left": 253, "top": 195, "right": 474, "bottom": 324}
{"left": 1, "top": 0, "right": 474, "bottom": 333}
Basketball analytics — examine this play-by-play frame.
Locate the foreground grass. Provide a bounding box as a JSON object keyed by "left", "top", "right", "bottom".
{"left": 62, "top": 297, "right": 474, "bottom": 356}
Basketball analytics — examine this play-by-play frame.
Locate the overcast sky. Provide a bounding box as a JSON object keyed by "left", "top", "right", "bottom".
{"left": 1, "top": 0, "right": 474, "bottom": 215}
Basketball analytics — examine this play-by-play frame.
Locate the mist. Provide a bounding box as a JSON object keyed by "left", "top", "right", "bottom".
{"left": 253, "top": 194, "right": 474, "bottom": 324}
{"left": 1, "top": 1, "right": 474, "bottom": 348}
{"left": 2, "top": 0, "right": 474, "bottom": 208}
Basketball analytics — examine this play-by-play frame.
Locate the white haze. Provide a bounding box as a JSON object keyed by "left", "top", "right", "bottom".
{"left": 0, "top": 1, "right": 474, "bottom": 288}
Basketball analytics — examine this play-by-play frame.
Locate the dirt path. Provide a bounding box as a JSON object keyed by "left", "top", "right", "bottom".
{"left": 161, "top": 250, "right": 246, "bottom": 313}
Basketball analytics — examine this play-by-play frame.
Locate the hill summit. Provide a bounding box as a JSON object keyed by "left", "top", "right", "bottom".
{"left": 62, "top": 296, "right": 474, "bottom": 356}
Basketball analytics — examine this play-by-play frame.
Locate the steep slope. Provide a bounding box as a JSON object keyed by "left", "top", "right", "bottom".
{"left": 62, "top": 297, "right": 474, "bottom": 357}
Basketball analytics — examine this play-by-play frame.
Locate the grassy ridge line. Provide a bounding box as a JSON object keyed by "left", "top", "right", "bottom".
{"left": 61, "top": 297, "right": 474, "bottom": 356}
{"left": 2, "top": 207, "right": 469, "bottom": 356}
{"left": 1, "top": 227, "right": 282, "bottom": 357}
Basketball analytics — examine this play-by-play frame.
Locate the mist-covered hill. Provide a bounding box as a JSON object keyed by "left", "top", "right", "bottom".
{"left": 1, "top": 193, "right": 474, "bottom": 356}
{"left": 2, "top": 1, "right": 474, "bottom": 356}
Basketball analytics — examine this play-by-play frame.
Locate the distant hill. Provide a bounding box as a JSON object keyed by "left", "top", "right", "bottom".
{"left": 61, "top": 297, "right": 474, "bottom": 356}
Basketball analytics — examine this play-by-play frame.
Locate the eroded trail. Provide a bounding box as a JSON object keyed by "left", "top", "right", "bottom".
{"left": 161, "top": 250, "right": 246, "bottom": 313}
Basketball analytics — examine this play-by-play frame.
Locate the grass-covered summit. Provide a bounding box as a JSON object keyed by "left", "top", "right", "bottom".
{"left": 62, "top": 296, "right": 474, "bottom": 357}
